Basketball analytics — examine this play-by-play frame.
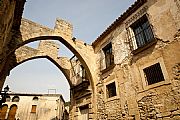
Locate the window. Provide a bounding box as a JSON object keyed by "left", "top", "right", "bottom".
{"left": 70, "top": 55, "right": 88, "bottom": 84}
{"left": 128, "top": 15, "right": 154, "bottom": 51}
{"left": 80, "top": 65, "right": 86, "bottom": 80}
{"left": 6, "top": 96, "right": 11, "bottom": 102}
{"left": 106, "top": 82, "right": 117, "bottom": 98}
{"left": 31, "top": 105, "right": 37, "bottom": 113}
{"left": 103, "top": 43, "right": 114, "bottom": 68}
{"left": 79, "top": 105, "right": 89, "bottom": 120}
{"left": 32, "top": 96, "right": 39, "bottom": 101}
{"left": 12, "top": 96, "right": 20, "bottom": 102}
{"left": 143, "top": 63, "right": 165, "bottom": 85}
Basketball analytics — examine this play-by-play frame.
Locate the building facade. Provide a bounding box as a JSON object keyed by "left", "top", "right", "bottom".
{"left": 0, "top": 0, "right": 180, "bottom": 119}
{"left": 71, "top": 0, "right": 180, "bottom": 119}
{"left": 0, "top": 93, "right": 68, "bottom": 120}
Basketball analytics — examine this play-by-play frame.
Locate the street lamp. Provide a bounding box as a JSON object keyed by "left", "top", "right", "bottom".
{"left": 4, "top": 85, "right": 9, "bottom": 93}
{"left": 0, "top": 85, "right": 10, "bottom": 107}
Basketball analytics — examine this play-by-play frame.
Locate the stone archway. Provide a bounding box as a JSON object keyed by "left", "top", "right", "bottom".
{"left": 2, "top": 18, "right": 97, "bottom": 92}
{"left": 13, "top": 41, "right": 73, "bottom": 86}
{"left": 0, "top": 17, "right": 98, "bottom": 120}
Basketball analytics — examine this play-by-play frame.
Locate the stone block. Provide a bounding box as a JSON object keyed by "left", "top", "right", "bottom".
{"left": 172, "top": 110, "right": 180, "bottom": 116}
{"left": 161, "top": 112, "right": 171, "bottom": 117}
{"left": 157, "top": 113, "right": 163, "bottom": 118}
{"left": 172, "top": 116, "right": 180, "bottom": 120}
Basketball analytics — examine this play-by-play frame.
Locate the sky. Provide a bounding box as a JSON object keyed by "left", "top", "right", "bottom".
{"left": 3, "top": 0, "right": 135, "bottom": 102}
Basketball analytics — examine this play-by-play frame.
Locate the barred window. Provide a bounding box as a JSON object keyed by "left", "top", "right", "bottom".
{"left": 106, "top": 82, "right": 117, "bottom": 98}
{"left": 128, "top": 15, "right": 154, "bottom": 51}
{"left": 103, "top": 43, "right": 114, "bottom": 68}
{"left": 143, "top": 63, "right": 165, "bottom": 85}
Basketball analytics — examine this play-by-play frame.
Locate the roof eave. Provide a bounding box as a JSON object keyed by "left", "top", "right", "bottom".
{"left": 92, "top": 0, "right": 147, "bottom": 47}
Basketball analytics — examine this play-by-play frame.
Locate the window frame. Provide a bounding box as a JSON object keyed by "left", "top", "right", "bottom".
{"left": 106, "top": 81, "right": 117, "bottom": 98}
{"left": 104, "top": 80, "right": 119, "bottom": 101}
{"left": 127, "top": 14, "right": 155, "bottom": 52}
{"left": 32, "top": 96, "right": 39, "bottom": 101}
{"left": 139, "top": 57, "right": 170, "bottom": 91}
{"left": 31, "top": 105, "right": 37, "bottom": 113}
{"left": 102, "top": 42, "right": 114, "bottom": 69}
{"left": 79, "top": 65, "right": 86, "bottom": 81}
{"left": 6, "top": 96, "right": 11, "bottom": 102}
{"left": 143, "top": 63, "right": 165, "bottom": 85}
{"left": 12, "top": 96, "right": 20, "bottom": 102}
{"left": 78, "top": 105, "right": 89, "bottom": 120}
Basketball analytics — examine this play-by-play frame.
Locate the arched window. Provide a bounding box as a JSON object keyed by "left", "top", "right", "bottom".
{"left": 7, "top": 104, "right": 17, "bottom": 120}
{"left": 32, "top": 96, "right": 39, "bottom": 101}
{"left": 0, "top": 104, "right": 8, "bottom": 119}
{"left": 12, "top": 96, "right": 20, "bottom": 102}
{"left": 6, "top": 96, "right": 11, "bottom": 102}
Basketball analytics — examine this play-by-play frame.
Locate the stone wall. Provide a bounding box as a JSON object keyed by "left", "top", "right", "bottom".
{"left": 0, "top": 0, "right": 16, "bottom": 54}
{"left": 0, "top": 0, "right": 17, "bottom": 88}
{"left": 94, "top": 0, "right": 180, "bottom": 119}
{"left": 1, "top": 0, "right": 180, "bottom": 119}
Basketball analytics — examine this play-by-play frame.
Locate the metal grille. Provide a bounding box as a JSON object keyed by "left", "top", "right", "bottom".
{"left": 143, "top": 63, "right": 165, "bottom": 85}
{"left": 128, "top": 15, "right": 154, "bottom": 51}
{"left": 70, "top": 56, "right": 87, "bottom": 85}
{"left": 106, "top": 82, "right": 116, "bottom": 98}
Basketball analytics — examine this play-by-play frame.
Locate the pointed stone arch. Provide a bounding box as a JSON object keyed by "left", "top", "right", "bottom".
{"left": 2, "top": 18, "right": 97, "bottom": 91}
{"left": 14, "top": 55, "right": 73, "bottom": 87}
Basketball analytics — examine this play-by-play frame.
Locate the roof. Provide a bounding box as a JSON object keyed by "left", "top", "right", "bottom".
{"left": 92, "top": 0, "right": 147, "bottom": 47}
{"left": 8, "top": 92, "right": 62, "bottom": 97}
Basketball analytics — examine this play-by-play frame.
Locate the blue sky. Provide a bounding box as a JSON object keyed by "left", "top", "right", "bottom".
{"left": 4, "top": 0, "right": 135, "bottom": 101}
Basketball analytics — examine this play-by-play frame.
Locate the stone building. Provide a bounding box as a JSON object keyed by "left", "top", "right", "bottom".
{"left": 0, "top": 93, "right": 68, "bottom": 120}
{"left": 0, "top": 0, "right": 180, "bottom": 119}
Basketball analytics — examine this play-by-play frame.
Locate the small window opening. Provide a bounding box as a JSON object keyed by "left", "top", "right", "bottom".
{"left": 143, "top": 63, "right": 165, "bottom": 85}
{"left": 103, "top": 43, "right": 114, "bottom": 68}
{"left": 106, "top": 82, "right": 117, "bottom": 98}
{"left": 12, "top": 96, "right": 20, "bottom": 102}
{"left": 31, "top": 105, "right": 37, "bottom": 113}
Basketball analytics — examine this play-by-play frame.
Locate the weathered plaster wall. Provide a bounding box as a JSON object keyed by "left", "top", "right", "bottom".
{"left": 94, "top": 0, "right": 180, "bottom": 119}
{"left": 1, "top": 0, "right": 180, "bottom": 119}
{"left": 2, "top": 93, "right": 66, "bottom": 120}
